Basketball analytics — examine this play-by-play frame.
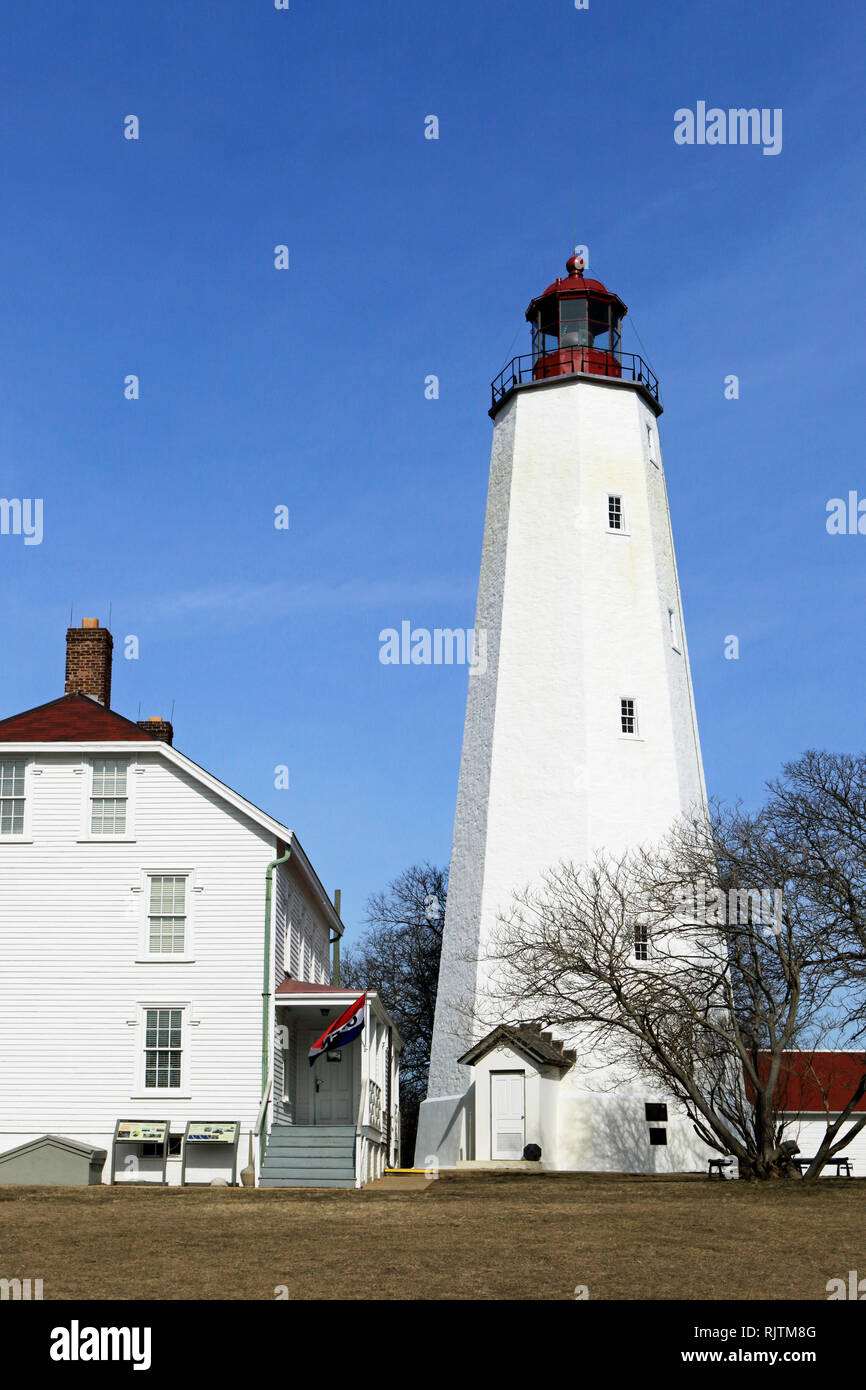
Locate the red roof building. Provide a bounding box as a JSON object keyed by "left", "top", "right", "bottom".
{"left": 753, "top": 1051, "right": 866, "bottom": 1113}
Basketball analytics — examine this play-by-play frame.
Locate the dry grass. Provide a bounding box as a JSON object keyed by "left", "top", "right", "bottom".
{"left": 0, "top": 1172, "right": 863, "bottom": 1301}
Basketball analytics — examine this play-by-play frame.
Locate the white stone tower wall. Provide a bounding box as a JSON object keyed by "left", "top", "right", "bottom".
{"left": 425, "top": 373, "right": 706, "bottom": 1106}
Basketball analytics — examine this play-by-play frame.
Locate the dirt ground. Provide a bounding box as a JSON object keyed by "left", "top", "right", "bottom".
{"left": 1, "top": 1172, "right": 863, "bottom": 1301}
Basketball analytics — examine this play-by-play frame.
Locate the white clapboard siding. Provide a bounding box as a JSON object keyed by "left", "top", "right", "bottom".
{"left": 0, "top": 745, "right": 336, "bottom": 1174}
{"left": 785, "top": 1116, "right": 866, "bottom": 1172}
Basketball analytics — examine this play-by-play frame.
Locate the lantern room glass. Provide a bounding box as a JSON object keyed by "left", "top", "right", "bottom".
{"left": 531, "top": 296, "right": 623, "bottom": 362}
{"left": 560, "top": 299, "right": 589, "bottom": 349}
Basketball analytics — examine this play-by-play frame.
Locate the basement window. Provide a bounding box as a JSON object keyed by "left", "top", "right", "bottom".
{"left": 141, "top": 1135, "right": 182, "bottom": 1157}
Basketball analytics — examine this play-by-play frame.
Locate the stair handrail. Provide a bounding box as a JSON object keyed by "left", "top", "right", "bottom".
{"left": 255, "top": 1072, "right": 273, "bottom": 1137}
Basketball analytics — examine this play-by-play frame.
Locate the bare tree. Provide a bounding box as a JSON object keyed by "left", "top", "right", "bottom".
{"left": 485, "top": 771, "right": 866, "bottom": 1180}
{"left": 341, "top": 862, "right": 446, "bottom": 1162}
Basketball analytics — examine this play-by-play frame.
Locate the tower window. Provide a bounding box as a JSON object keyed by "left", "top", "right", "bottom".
{"left": 607, "top": 495, "right": 624, "bottom": 531}
{"left": 634, "top": 924, "right": 649, "bottom": 961}
{"left": 645, "top": 1103, "right": 668, "bottom": 1123}
{"left": 669, "top": 608, "right": 681, "bottom": 652}
{"left": 646, "top": 423, "right": 657, "bottom": 465}
{"left": 620, "top": 698, "right": 638, "bottom": 736}
{"left": 649, "top": 1127, "right": 668, "bottom": 1146}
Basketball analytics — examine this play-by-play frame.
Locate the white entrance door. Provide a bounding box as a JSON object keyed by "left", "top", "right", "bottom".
{"left": 307, "top": 1033, "right": 354, "bottom": 1124}
{"left": 491, "top": 1071, "right": 525, "bottom": 1159}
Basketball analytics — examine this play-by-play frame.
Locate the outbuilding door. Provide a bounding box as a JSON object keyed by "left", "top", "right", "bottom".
{"left": 491, "top": 1071, "right": 525, "bottom": 1159}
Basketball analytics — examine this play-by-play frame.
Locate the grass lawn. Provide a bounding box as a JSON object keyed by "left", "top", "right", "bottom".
{"left": 0, "top": 1172, "right": 863, "bottom": 1301}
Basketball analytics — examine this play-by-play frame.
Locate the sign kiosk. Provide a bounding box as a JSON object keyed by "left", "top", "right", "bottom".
{"left": 181, "top": 1122, "right": 240, "bottom": 1186}
{"left": 110, "top": 1120, "right": 170, "bottom": 1185}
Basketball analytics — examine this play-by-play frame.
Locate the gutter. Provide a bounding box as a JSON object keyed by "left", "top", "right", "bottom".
{"left": 261, "top": 841, "right": 293, "bottom": 1164}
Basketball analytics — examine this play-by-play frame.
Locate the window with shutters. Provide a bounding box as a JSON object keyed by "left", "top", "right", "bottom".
{"left": 142, "top": 1007, "right": 185, "bottom": 1090}
{"left": 147, "top": 875, "right": 188, "bottom": 954}
{"left": 0, "top": 760, "right": 26, "bottom": 837}
{"left": 90, "top": 759, "right": 128, "bottom": 835}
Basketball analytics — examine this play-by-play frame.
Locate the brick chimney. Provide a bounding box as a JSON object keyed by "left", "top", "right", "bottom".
{"left": 136, "top": 716, "right": 174, "bottom": 745}
{"left": 65, "top": 619, "right": 113, "bottom": 706}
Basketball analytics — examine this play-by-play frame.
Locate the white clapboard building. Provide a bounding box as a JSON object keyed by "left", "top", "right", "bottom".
{"left": 416, "top": 253, "right": 714, "bottom": 1174}
{"left": 0, "top": 620, "right": 400, "bottom": 1188}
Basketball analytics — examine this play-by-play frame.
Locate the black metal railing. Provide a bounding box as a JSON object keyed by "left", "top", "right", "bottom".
{"left": 490, "top": 349, "right": 661, "bottom": 412}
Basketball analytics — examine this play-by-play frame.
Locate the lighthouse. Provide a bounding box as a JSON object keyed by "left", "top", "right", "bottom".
{"left": 415, "top": 254, "right": 709, "bottom": 1172}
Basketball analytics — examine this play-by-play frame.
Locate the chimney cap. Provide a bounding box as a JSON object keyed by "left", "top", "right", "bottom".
{"left": 81, "top": 617, "right": 100, "bottom": 629}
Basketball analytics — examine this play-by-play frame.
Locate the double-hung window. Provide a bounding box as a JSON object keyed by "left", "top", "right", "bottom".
{"left": 148, "top": 875, "right": 187, "bottom": 955}
{"left": 620, "top": 698, "right": 638, "bottom": 736}
{"left": 144, "top": 1008, "right": 183, "bottom": 1089}
{"left": 91, "top": 759, "right": 127, "bottom": 835}
{"left": 0, "top": 760, "right": 26, "bottom": 835}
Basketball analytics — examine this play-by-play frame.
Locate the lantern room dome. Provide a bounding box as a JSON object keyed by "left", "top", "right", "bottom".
{"left": 536, "top": 273, "right": 610, "bottom": 299}
{"left": 527, "top": 255, "right": 628, "bottom": 319}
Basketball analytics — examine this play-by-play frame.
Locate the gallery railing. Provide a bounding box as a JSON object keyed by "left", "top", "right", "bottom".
{"left": 490, "top": 349, "right": 660, "bottom": 412}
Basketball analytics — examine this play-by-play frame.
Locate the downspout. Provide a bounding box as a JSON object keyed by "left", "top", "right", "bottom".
{"left": 330, "top": 888, "right": 342, "bottom": 986}
{"left": 261, "top": 842, "right": 292, "bottom": 1166}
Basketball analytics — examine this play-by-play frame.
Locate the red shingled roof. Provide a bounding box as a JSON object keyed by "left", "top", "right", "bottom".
{"left": 0, "top": 694, "right": 158, "bottom": 742}
{"left": 753, "top": 1051, "right": 866, "bottom": 1113}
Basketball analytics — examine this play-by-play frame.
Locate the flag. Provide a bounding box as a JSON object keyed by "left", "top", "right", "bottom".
{"left": 308, "top": 993, "right": 366, "bottom": 1065}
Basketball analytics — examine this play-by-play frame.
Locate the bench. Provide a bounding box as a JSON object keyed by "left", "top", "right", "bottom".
{"left": 793, "top": 1156, "right": 854, "bottom": 1177}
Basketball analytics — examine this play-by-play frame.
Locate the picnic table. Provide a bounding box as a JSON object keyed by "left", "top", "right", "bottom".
{"left": 793, "top": 1156, "right": 854, "bottom": 1176}
{"left": 707, "top": 1157, "right": 737, "bottom": 1176}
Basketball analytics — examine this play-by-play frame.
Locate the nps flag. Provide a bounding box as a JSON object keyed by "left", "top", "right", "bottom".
{"left": 308, "top": 994, "right": 366, "bottom": 1065}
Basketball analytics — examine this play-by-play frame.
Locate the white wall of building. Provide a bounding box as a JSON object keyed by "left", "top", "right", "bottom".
{"left": 782, "top": 1116, "right": 866, "bottom": 1173}
{"left": 421, "top": 371, "right": 708, "bottom": 1171}
{"left": 0, "top": 743, "right": 333, "bottom": 1183}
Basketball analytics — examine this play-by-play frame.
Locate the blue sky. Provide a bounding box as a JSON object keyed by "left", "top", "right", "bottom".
{"left": 2, "top": 0, "right": 865, "bottom": 940}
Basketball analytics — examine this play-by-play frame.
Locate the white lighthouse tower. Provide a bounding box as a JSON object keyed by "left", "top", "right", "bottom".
{"left": 415, "top": 253, "right": 709, "bottom": 1172}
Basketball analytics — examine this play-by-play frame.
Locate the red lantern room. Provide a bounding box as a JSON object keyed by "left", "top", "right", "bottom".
{"left": 489, "top": 253, "right": 660, "bottom": 416}
{"left": 526, "top": 253, "right": 627, "bottom": 382}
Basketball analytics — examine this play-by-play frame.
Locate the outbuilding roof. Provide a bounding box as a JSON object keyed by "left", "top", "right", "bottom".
{"left": 458, "top": 1024, "right": 576, "bottom": 1071}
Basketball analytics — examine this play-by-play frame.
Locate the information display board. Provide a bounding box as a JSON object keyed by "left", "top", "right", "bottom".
{"left": 181, "top": 1121, "right": 240, "bottom": 1186}
{"left": 110, "top": 1119, "right": 170, "bottom": 1185}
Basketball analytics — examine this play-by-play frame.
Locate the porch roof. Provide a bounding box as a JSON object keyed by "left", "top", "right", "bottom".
{"left": 276, "top": 979, "right": 348, "bottom": 996}
{"left": 275, "top": 980, "right": 402, "bottom": 1048}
